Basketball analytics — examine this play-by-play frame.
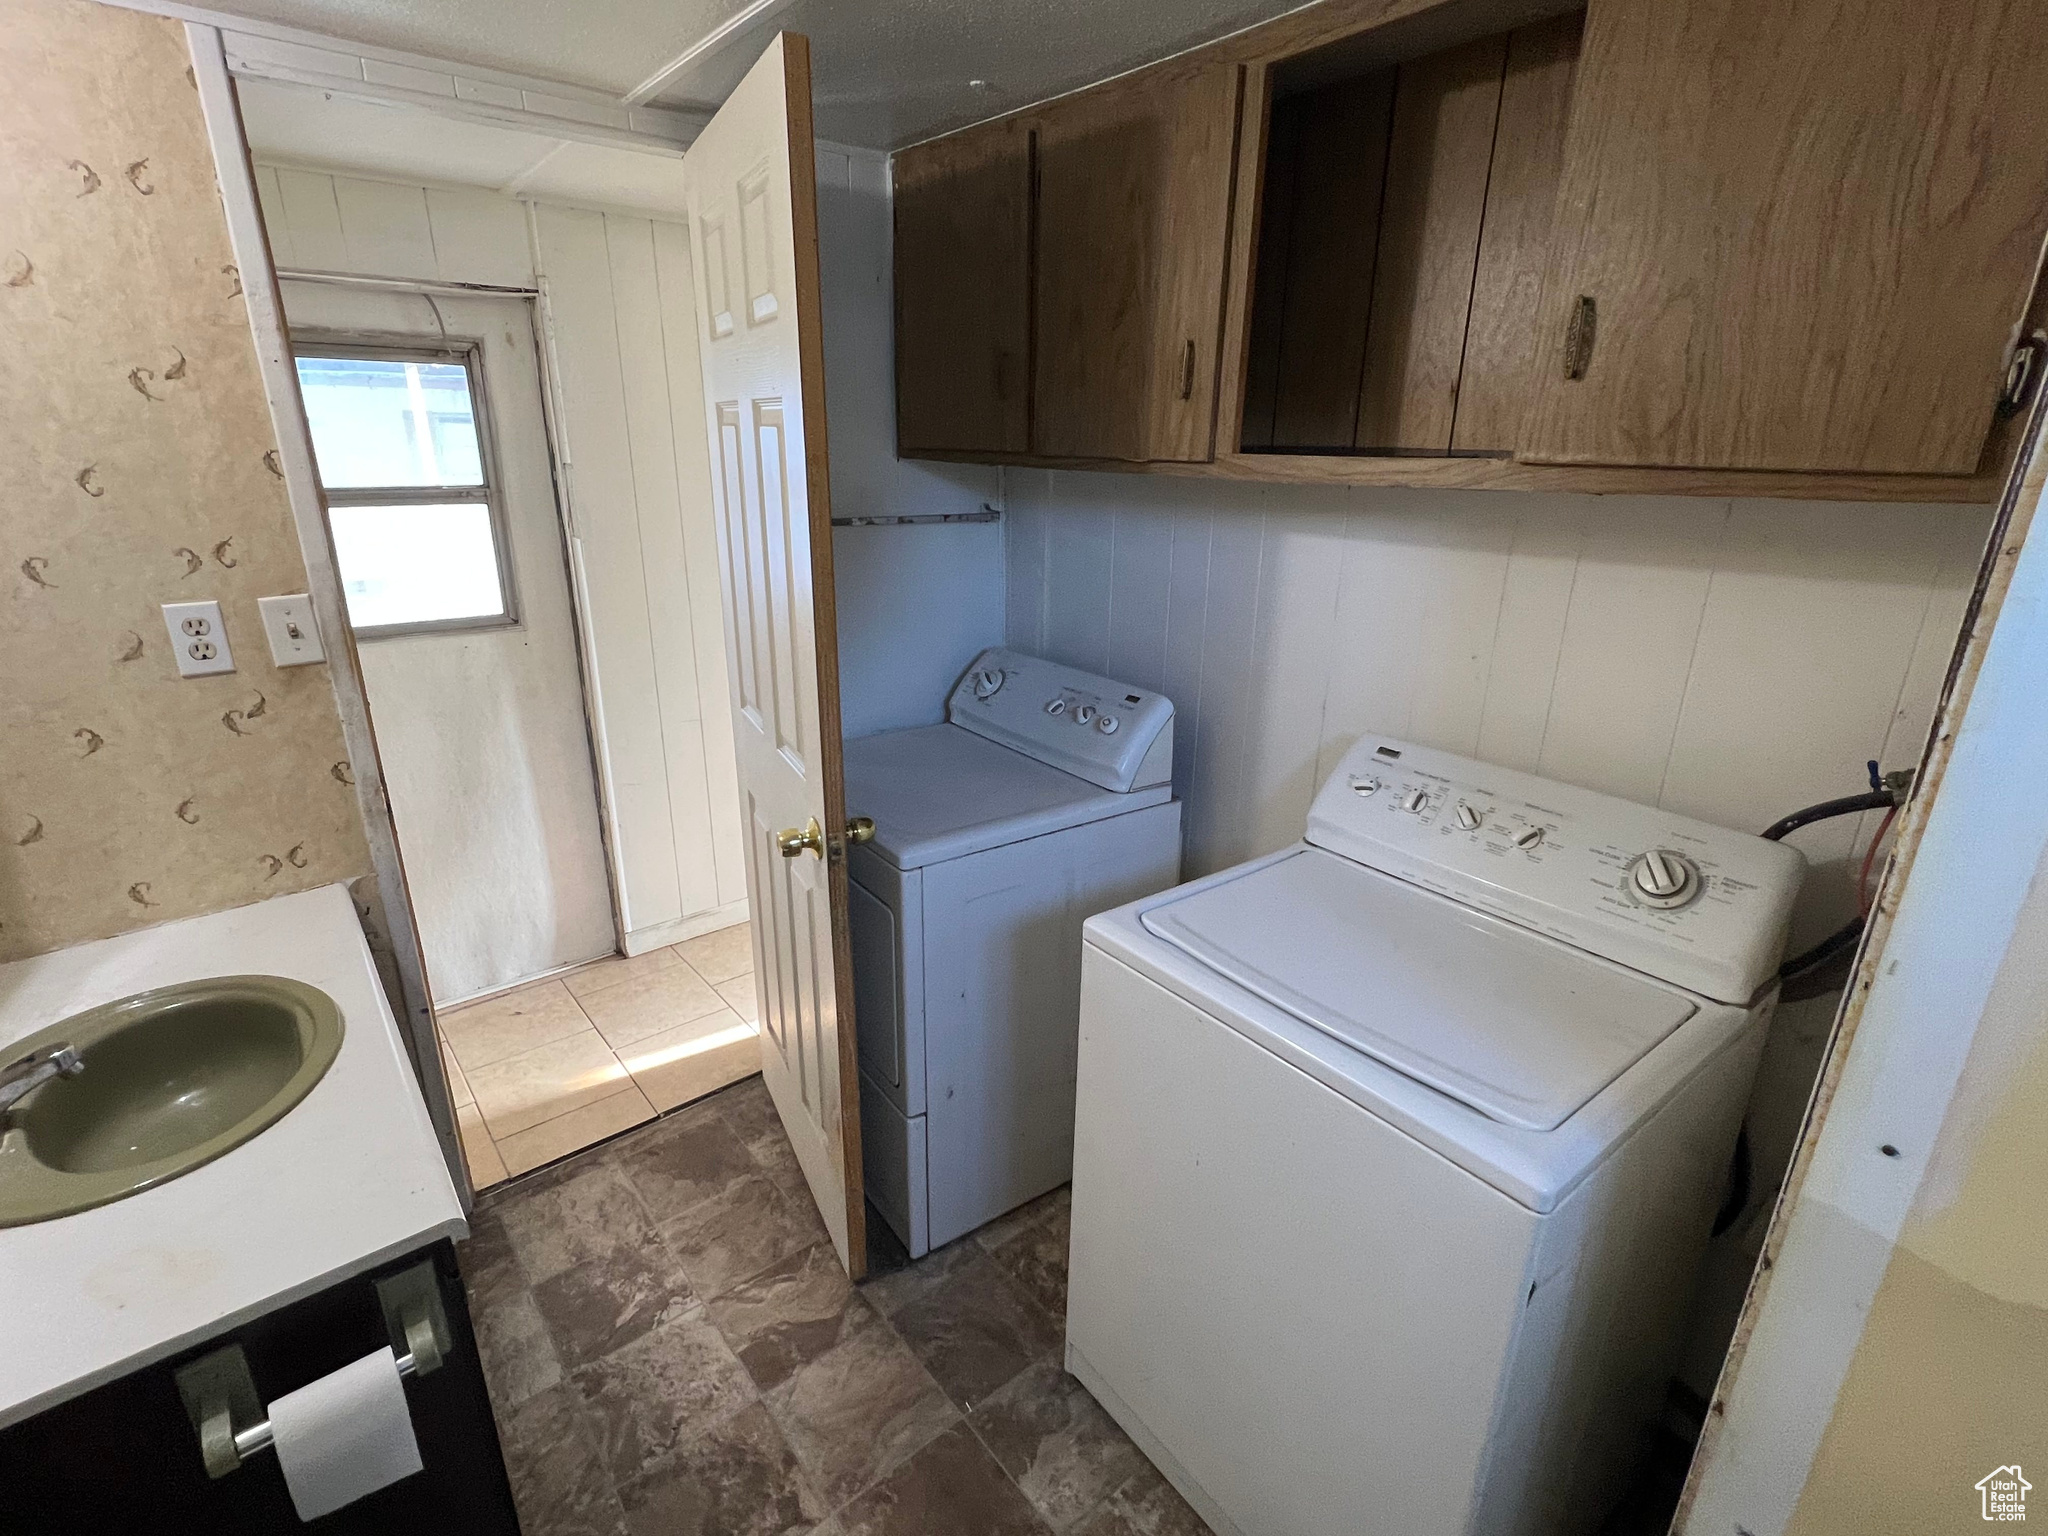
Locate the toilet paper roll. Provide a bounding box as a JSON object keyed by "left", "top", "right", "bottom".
{"left": 268, "top": 1345, "right": 425, "bottom": 1521}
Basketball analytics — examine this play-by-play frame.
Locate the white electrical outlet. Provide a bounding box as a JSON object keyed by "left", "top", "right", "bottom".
{"left": 258, "top": 593, "right": 326, "bottom": 667}
{"left": 161, "top": 600, "right": 235, "bottom": 677}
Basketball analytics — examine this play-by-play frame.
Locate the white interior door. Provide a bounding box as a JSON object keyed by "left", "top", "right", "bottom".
{"left": 283, "top": 283, "right": 617, "bottom": 1002}
{"left": 685, "top": 33, "right": 866, "bottom": 1276}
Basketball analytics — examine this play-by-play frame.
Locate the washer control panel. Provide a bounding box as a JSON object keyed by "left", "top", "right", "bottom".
{"left": 1310, "top": 737, "right": 1805, "bottom": 1003}
{"left": 948, "top": 648, "right": 1174, "bottom": 792}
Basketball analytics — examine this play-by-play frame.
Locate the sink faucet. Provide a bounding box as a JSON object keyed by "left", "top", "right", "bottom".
{"left": 0, "top": 1043, "right": 83, "bottom": 1115}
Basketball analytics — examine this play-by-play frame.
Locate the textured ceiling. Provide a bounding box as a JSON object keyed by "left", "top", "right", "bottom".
{"left": 238, "top": 80, "right": 694, "bottom": 217}
{"left": 213, "top": 0, "right": 755, "bottom": 98}
{"left": 206, "top": 0, "right": 1315, "bottom": 148}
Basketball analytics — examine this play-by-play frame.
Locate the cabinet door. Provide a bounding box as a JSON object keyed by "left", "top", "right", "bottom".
{"left": 1033, "top": 60, "right": 1243, "bottom": 462}
{"left": 1520, "top": 0, "right": 2048, "bottom": 474}
{"left": 893, "top": 117, "right": 1033, "bottom": 455}
{"left": 0, "top": 1242, "right": 517, "bottom": 1536}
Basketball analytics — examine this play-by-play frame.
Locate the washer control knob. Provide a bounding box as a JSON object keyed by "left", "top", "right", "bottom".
{"left": 1097, "top": 714, "right": 1120, "bottom": 734}
{"left": 1075, "top": 704, "right": 1097, "bottom": 725}
{"left": 1403, "top": 788, "right": 1430, "bottom": 814}
{"left": 1630, "top": 849, "right": 1702, "bottom": 908}
{"left": 1454, "top": 803, "right": 1482, "bottom": 831}
{"left": 1045, "top": 698, "right": 1066, "bottom": 716}
{"left": 1349, "top": 775, "right": 1381, "bottom": 797}
{"left": 971, "top": 668, "right": 1005, "bottom": 700}
{"left": 1514, "top": 826, "right": 1545, "bottom": 850}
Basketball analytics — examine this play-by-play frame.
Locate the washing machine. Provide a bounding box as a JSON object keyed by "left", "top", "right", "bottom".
{"left": 845, "top": 648, "right": 1182, "bottom": 1258}
{"left": 1065, "top": 736, "right": 1805, "bottom": 1536}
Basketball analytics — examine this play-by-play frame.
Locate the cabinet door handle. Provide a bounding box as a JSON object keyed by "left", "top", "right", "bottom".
{"left": 1997, "top": 331, "right": 2047, "bottom": 419}
{"left": 1179, "top": 338, "right": 1197, "bottom": 401}
{"left": 1562, "top": 295, "right": 1597, "bottom": 381}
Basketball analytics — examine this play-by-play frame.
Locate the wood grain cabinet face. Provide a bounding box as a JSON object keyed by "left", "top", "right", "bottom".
{"left": 893, "top": 119, "right": 1034, "bottom": 456}
{"left": 1241, "top": 12, "right": 1584, "bottom": 458}
{"left": 1031, "top": 60, "right": 1244, "bottom": 462}
{"left": 1520, "top": 0, "right": 2048, "bottom": 475}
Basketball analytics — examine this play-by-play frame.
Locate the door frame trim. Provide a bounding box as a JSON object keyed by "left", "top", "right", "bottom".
{"left": 187, "top": 22, "right": 470, "bottom": 1203}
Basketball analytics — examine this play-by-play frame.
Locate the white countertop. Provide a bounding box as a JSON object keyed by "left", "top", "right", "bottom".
{"left": 0, "top": 885, "right": 466, "bottom": 1429}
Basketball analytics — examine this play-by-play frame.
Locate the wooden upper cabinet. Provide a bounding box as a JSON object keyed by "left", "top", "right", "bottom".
{"left": 1240, "top": 13, "right": 1583, "bottom": 458}
{"left": 893, "top": 118, "right": 1034, "bottom": 456}
{"left": 1520, "top": 0, "right": 2048, "bottom": 475}
{"left": 1032, "top": 59, "right": 1244, "bottom": 461}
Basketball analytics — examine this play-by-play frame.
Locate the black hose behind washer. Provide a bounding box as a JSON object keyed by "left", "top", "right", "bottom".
{"left": 1759, "top": 790, "right": 1895, "bottom": 843}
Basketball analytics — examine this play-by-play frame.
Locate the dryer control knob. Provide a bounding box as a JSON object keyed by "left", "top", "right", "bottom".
{"left": 1045, "top": 698, "right": 1066, "bottom": 716}
{"left": 1630, "top": 849, "right": 1701, "bottom": 908}
{"left": 1097, "top": 714, "right": 1120, "bottom": 734}
{"left": 972, "top": 668, "right": 1005, "bottom": 700}
{"left": 1455, "top": 803, "right": 1482, "bottom": 831}
{"left": 1075, "top": 704, "right": 1097, "bottom": 724}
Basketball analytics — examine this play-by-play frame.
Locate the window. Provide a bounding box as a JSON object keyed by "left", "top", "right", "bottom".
{"left": 293, "top": 343, "right": 516, "bottom": 637}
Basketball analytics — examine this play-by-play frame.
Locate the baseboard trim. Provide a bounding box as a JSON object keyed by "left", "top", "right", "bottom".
{"left": 623, "top": 898, "right": 749, "bottom": 956}
{"left": 434, "top": 947, "right": 618, "bottom": 1011}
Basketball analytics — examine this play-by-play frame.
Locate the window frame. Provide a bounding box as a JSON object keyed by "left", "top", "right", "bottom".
{"left": 291, "top": 333, "right": 522, "bottom": 641}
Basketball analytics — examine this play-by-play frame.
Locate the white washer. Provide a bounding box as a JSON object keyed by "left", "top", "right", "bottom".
{"left": 1066, "top": 736, "right": 1805, "bottom": 1536}
{"left": 845, "top": 648, "right": 1182, "bottom": 1258}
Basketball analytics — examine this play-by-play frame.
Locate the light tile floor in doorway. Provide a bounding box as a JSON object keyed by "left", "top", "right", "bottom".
{"left": 458, "top": 1074, "right": 1216, "bottom": 1536}
{"left": 440, "top": 922, "right": 760, "bottom": 1186}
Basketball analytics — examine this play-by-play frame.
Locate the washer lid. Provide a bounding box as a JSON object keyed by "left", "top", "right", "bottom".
{"left": 1140, "top": 848, "right": 1698, "bottom": 1131}
{"left": 844, "top": 725, "right": 1170, "bottom": 870}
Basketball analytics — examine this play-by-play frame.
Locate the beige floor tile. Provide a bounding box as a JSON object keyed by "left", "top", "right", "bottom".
{"left": 495, "top": 1086, "right": 657, "bottom": 1178}
{"left": 470, "top": 1027, "right": 633, "bottom": 1139}
{"left": 442, "top": 1044, "right": 475, "bottom": 1109}
{"left": 440, "top": 980, "right": 590, "bottom": 1072}
{"left": 576, "top": 961, "right": 728, "bottom": 1051}
{"left": 457, "top": 1103, "right": 508, "bottom": 1190}
{"left": 561, "top": 946, "right": 682, "bottom": 1003}
{"left": 675, "top": 922, "right": 754, "bottom": 984}
{"left": 714, "top": 971, "right": 758, "bottom": 1025}
{"left": 619, "top": 1010, "right": 761, "bottom": 1112}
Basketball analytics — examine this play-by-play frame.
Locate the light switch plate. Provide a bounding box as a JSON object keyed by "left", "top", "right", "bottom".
{"left": 257, "top": 593, "right": 326, "bottom": 667}
{"left": 161, "top": 600, "right": 235, "bottom": 677}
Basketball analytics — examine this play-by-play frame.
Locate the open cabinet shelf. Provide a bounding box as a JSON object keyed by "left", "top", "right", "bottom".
{"left": 1240, "top": 10, "right": 1582, "bottom": 460}
{"left": 894, "top": 0, "right": 2048, "bottom": 506}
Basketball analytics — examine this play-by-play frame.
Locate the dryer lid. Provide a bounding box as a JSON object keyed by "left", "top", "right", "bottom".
{"left": 844, "top": 724, "right": 1170, "bottom": 870}
{"left": 1140, "top": 848, "right": 1698, "bottom": 1131}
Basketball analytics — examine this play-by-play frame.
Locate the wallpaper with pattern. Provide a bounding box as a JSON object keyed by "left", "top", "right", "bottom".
{"left": 0, "top": 0, "right": 372, "bottom": 961}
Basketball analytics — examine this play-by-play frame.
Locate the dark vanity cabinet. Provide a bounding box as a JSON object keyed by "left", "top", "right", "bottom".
{"left": 0, "top": 1239, "right": 520, "bottom": 1534}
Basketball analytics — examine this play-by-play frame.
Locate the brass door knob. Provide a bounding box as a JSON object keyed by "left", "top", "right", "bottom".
{"left": 846, "top": 816, "right": 876, "bottom": 845}
{"left": 776, "top": 818, "right": 824, "bottom": 859}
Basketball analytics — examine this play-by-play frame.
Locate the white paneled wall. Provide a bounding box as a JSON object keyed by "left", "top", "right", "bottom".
{"left": 256, "top": 165, "right": 534, "bottom": 285}
{"left": 1006, "top": 472, "right": 1992, "bottom": 951}
{"left": 814, "top": 147, "right": 1004, "bottom": 739}
{"left": 254, "top": 165, "right": 747, "bottom": 954}
{"left": 531, "top": 205, "right": 746, "bottom": 949}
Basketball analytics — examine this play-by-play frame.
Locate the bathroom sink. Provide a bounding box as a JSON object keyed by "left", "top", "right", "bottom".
{"left": 0, "top": 976, "right": 344, "bottom": 1226}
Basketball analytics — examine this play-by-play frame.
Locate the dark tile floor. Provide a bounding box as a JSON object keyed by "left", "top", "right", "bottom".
{"left": 457, "top": 1073, "right": 1213, "bottom": 1536}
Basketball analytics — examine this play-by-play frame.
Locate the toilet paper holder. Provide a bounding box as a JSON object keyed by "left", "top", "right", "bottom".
{"left": 174, "top": 1259, "right": 452, "bottom": 1479}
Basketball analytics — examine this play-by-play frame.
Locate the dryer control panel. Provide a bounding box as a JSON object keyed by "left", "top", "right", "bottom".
{"left": 1306, "top": 737, "right": 1805, "bottom": 1004}
{"left": 947, "top": 648, "right": 1174, "bottom": 793}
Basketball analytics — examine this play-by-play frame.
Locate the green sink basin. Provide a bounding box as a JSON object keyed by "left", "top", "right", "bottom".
{"left": 0, "top": 976, "right": 344, "bottom": 1226}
